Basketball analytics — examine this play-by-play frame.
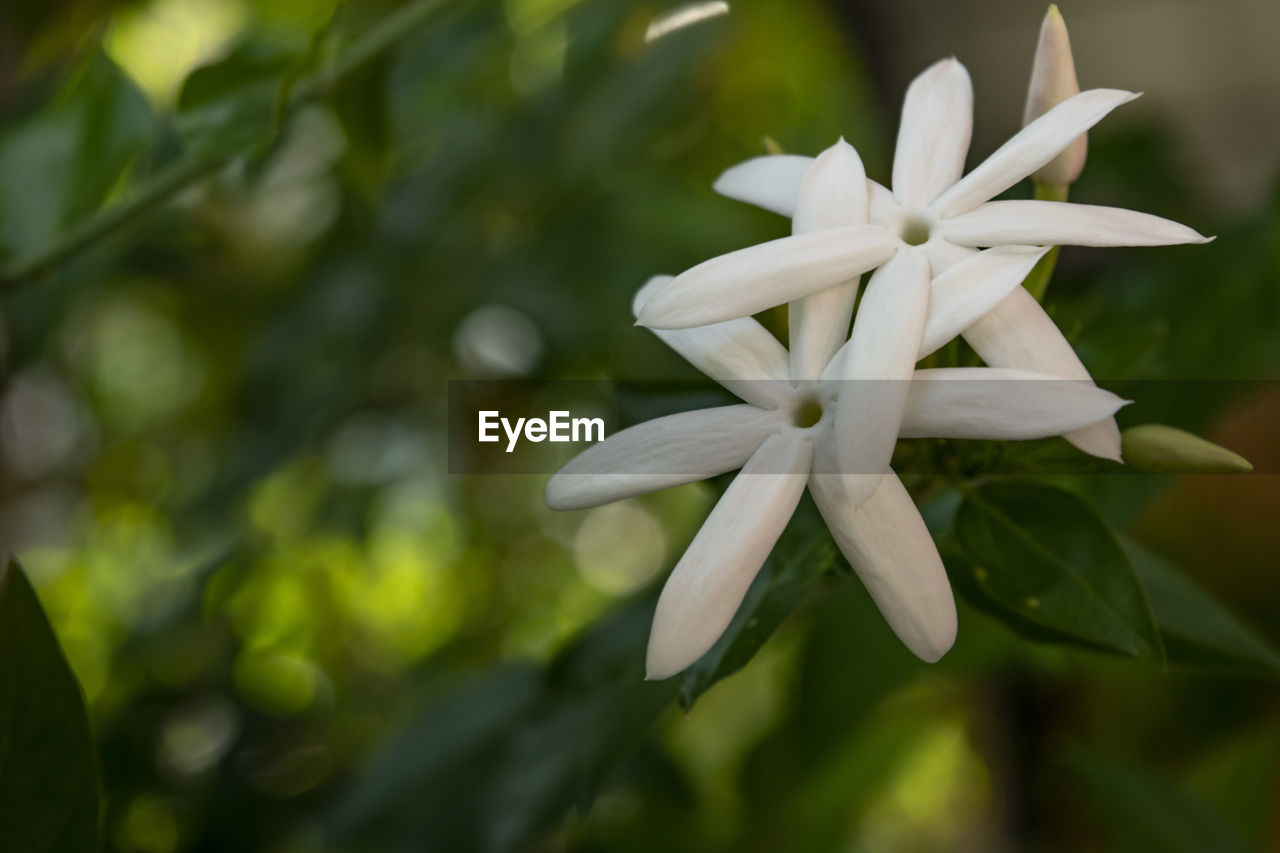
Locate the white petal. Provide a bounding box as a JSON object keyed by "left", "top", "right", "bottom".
{"left": 808, "top": 467, "right": 956, "bottom": 661}
{"left": 712, "top": 154, "right": 814, "bottom": 216}
{"left": 834, "top": 247, "right": 931, "bottom": 499}
{"left": 646, "top": 431, "right": 813, "bottom": 679}
{"left": 546, "top": 404, "right": 784, "bottom": 511}
{"left": 633, "top": 276, "right": 791, "bottom": 408}
{"left": 893, "top": 58, "right": 974, "bottom": 207}
{"left": 962, "top": 286, "right": 1122, "bottom": 460}
{"left": 932, "top": 89, "right": 1139, "bottom": 217}
{"left": 636, "top": 225, "right": 898, "bottom": 330}
{"left": 941, "top": 200, "right": 1211, "bottom": 247}
{"left": 790, "top": 139, "right": 869, "bottom": 380}
{"left": 899, "top": 368, "right": 1129, "bottom": 439}
{"left": 922, "top": 238, "right": 978, "bottom": 275}
{"left": 868, "top": 179, "right": 897, "bottom": 225}
{"left": 919, "top": 245, "right": 1050, "bottom": 358}
{"left": 792, "top": 139, "right": 868, "bottom": 232}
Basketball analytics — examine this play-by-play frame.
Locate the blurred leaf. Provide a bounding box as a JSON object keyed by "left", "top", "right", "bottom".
{"left": 0, "top": 51, "right": 153, "bottom": 257}
{"left": 955, "top": 482, "right": 1164, "bottom": 662}
{"left": 678, "top": 499, "right": 838, "bottom": 709}
{"left": 0, "top": 560, "right": 100, "bottom": 853}
{"left": 328, "top": 662, "right": 545, "bottom": 851}
{"left": 175, "top": 40, "right": 300, "bottom": 159}
{"left": 1122, "top": 538, "right": 1280, "bottom": 675}
{"left": 482, "top": 598, "right": 678, "bottom": 853}
{"left": 1069, "top": 752, "right": 1250, "bottom": 853}
{"left": 332, "top": 595, "right": 678, "bottom": 853}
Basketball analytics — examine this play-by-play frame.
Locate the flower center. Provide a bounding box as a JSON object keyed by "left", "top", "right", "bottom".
{"left": 792, "top": 397, "right": 824, "bottom": 429}
{"left": 900, "top": 214, "right": 932, "bottom": 246}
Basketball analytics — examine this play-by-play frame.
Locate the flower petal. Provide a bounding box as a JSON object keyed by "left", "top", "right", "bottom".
{"left": 919, "top": 245, "right": 1050, "bottom": 358}
{"left": 712, "top": 154, "right": 814, "bottom": 216}
{"left": 932, "top": 89, "right": 1139, "bottom": 217}
{"left": 962, "top": 285, "right": 1122, "bottom": 460}
{"left": 899, "top": 368, "right": 1129, "bottom": 439}
{"left": 893, "top": 58, "right": 974, "bottom": 208}
{"left": 834, "top": 247, "right": 930, "bottom": 499}
{"left": 790, "top": 139, "right": 869, "bottom": 380}
{"left": 633, "top": 276, "right": 792, "bottom": 407}
{"left": 546, "top": 404, "right": 783, "bottom": 511}
{"left": 808, "top": 467, "right": 956, "bottom": 662}
{"left": 646, "top": 431, "right": 813, "bottom": 679}
{"left": 637, "top": 225, "right": 897, "bottom": 330}
{"left": 941, "top": 200, "right": 1211, "bottom": 247}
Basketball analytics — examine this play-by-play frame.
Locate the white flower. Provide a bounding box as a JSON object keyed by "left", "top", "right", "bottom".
{"left": 635, "top": 57, "right": 1209, "bottom": 469}
{"left": 547, "top": 275, "right": 1129, "bottom": 680}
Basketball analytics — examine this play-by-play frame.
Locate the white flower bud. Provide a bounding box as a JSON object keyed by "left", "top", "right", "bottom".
{"left": 1024, "top": 5, "right": 1087, "bottom": 186}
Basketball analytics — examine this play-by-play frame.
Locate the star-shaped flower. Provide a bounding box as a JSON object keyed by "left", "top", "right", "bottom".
{"left": 547, "top": 276, "right": 1128, "bottom": 679}
{"left": 635, "top": 57, "right": 1208, "bottom": 483}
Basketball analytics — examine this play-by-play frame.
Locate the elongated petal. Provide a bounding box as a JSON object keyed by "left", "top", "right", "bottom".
{"left": 941, "top": 200, "right": 1211, "bottom": 247}
{"left": 712, "top": 154, "right": 813, "bottom": 216}
{"left": 790, "top": 139, "right": 869, "bottom": 380}
{"left": 637, "top": 225, "right": 897, "bottom": 329}
{"left": 899, "top": 368, "right": 1129, "bottom": 439}
{"left": 893, "top": 58, "right": 974, "bottom": 207}
{"left": 962, "top": 286, "right": 1122, "bottom": 460}
{"left": 546, "top": 404, "right": 783, "bottom": 510}
{"left": 646, "top": 431, "right": 813, "bottom": 679}
{"left": 835, "top": 248, "right": 930, "bottom": 497}
{"left": 919, "top": 245, "right": 1050, "bottom": 358}
{"left": 932, "top": 89, "right": 1139, "bottom": 217}
{"left": 633, "top": 276, "right": 791, "bottom": 408}
{"left": 808, "top": 467, "right": 956, "bottom": 661}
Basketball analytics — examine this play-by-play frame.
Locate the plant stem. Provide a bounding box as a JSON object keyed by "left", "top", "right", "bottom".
{"left": 0, "top": 0, "right": 450, "bottom": 288}
{"left": 1021, "top": 181, "right": 1069, "bottom": 303}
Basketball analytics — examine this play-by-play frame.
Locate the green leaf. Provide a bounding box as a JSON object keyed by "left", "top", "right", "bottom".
{"left": 0, "top": 51, "right": 153, "bottom": 257}
{"left": 1121, "top": 538, "right": 1280, "bottom": 674}
{"left": 331, "top": 596, "right": 677, "bottom": 853}
{"left": 954, "top": 482, "right": 1164, "bottom": 662}
{"left": 1068, "top": 752, "right": 1251, "bottom": 853}
{"left": 0, "top": 560, "right": 101, "bottom": 853}
{"left": 678, "top": 498, "right": 838, "bottom": 709}
{"left": 175, "top": 40, "right": 300, "bottom": 159}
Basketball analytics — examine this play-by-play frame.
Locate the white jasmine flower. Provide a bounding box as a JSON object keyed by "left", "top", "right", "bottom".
{"left": 547, "top": 276, "right": 1129, "bottom": 680}
{"left": 637, "top": 56, "right": 1208, "bottom": 466}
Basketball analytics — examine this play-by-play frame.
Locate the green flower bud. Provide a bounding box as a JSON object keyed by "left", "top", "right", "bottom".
{"left": 1121, "top": 424, "right": 1253, "bottom": 473}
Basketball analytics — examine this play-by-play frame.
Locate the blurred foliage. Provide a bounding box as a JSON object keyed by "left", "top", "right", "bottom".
{"left": 1, "top": 0, "right": 1279, "bottom": 851}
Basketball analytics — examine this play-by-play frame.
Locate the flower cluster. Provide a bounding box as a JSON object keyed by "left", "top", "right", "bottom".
{"left": 547, "top": 8, "right": 1207, "bottom": 680}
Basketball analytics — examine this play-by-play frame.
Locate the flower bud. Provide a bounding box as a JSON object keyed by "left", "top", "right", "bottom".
{"left": 1024, "top": 5, "right": 1087, "bottom": 186}
{"left": 1121, "top": 424, "right": 1254, "bottom": 474}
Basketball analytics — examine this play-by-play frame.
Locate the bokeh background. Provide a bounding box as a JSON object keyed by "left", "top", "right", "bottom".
{"left": 1, "top": 0, "right": 1278, "bottom": 850}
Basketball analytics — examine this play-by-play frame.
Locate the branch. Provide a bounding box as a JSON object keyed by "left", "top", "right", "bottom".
{"left": 0, "top": 0, "right": 450, "bottom": 288}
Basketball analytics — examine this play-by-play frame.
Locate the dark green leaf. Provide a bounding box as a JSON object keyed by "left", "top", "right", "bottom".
{"left": 0, "top": 52, "right": 153, "bottom": 257}
{"left": 678, "top": 498, "right": 838, "bottom": 709}
{"left": 1068, "top": 752, "right": 1250, "bottom": 853}
{"left": 955, "top": 482, "right": 1164, "bottom": 662}
{"left": 175, "top": 40, "right": 300, "bottom": 159}
{"left": 0, "top": 560, "right": 100, "bottom": 853}
{"left": 1122, "top": 538, "right": 1280, "bottom": 674}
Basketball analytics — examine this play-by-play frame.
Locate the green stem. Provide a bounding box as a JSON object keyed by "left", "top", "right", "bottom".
{"left": 0, "top": 0, "right": 450, "bottom": 288}
{"left": 1021, "top": 181, "right": 1069, "bottom": 303}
